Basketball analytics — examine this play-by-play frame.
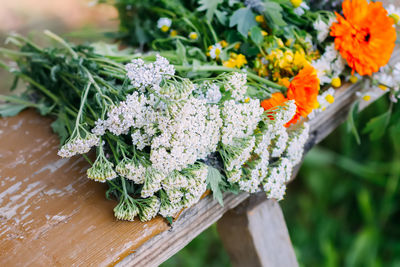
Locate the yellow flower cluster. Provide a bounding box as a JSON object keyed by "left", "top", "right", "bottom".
{"left": 254, "top": 39, "right": 319, "bottom": 85}
{"left": 223, "top": 53, "right": 248, "bottom": 68}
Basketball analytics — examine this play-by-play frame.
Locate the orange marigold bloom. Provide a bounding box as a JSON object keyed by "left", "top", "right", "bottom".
{"left": 330, "top": 0, "right": 396, "bottom": 76}
{"left": 286, "top": 65, "right": 320, "bottom": 125}
{"left": 261, "top": 92, "right": 287, "bottom": 111}
{"left": 261, "top": 65, "right": 319, "bottom": 127}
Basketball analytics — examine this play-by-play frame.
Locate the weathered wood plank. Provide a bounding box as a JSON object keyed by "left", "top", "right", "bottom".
{"left": 0, "top": 49, "right": 398, "bottom": 266}
{"left": 217, "top": 195, "right": 298, "bottom": 267}
{"left": 0, "top": 111, "right": 171, "bottom": 266}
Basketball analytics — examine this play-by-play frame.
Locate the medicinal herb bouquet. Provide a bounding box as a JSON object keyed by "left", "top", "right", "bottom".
{"left": 1, "top": 0, "right": 400, "bottom": 222}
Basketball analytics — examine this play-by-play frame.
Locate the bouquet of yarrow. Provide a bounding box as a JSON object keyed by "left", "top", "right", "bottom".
{"left": 0, "top": 0, "right": 399, "bottom": 222}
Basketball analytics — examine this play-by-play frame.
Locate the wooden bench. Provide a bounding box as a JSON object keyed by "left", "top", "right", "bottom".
{"left": 1, "top": 48, "right": 398, "bottom": 266}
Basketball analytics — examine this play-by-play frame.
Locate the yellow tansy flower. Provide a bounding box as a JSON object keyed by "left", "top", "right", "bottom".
{"left": 291, "top": 0, "right": 303, "bottom": 8}
{"left": 219, "top": 40, "right": 228, "bottom": 48}
{"left": 255, "top": 15, "right": 265, "bottom": 23}
{"left": 349, "top": 75, "right": 358, "bottom": 84}
{"left": 331, "top": 77, "right": 341, "bottom": 88}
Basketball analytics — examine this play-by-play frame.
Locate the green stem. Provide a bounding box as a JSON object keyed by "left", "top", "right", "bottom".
{"left": 75, "top": 82, "right": 92, "bottom": 130}
{"left": 0, "top": 48, "right": 35, "bottom": 57}
{"left": 108, "top": 180, "right": 125, "bottom": 195}
{"left": 206, "top": 20, "right": 218, "bottom": 43}
{"left": 44, "top": 30, "right": 78, "bottom": 59}
{"left": 0, "top": 95, "right": 38, "bottom": 107}
{"left": 174, "top": 65, "right": 286, "bottom": 91}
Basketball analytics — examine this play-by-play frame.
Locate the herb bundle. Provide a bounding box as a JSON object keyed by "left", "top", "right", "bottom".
{"left": 1, "top": 0, "right": 400, "bottom": 222}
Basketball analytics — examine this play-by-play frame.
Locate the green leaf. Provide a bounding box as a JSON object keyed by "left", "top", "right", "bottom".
{"left": 347, "top": 101, "right": 361, "bottom": 145}
{"left": 250, "top": 26, "right": 264, "bottom": 46}
{"left": 206, "top": 166, "right": 224, "bottom": 206}
{"left": 51, "top": 116, "right": 69, "bottom": 145}
{"left": 197, "top": 0, "right": 223, "bottom": 21}
{"left": 263, "top": 1, "right": 287, "bottom": 27}
{"left": 215, "top": 10, "right": 228, "bottom": 25}
{"left": 229, "top": 7, "right": 257, "bottom": 37}
{"left": 363, "top": 109, "right": 392, "bottom": 140}
{"left": 176, "top": 40, "right": 188, "bottom": 65}
{"left": 90, "top": 42, "right": 134, "bottom": 57}
{"left": 165, "top": 216, "right": 173, "bottom": 225}
{"left": 0, "top": 103, "right": 27, "bottom": 117}
{"left": 228, "top": 0, "right": 240, "bottom": 6}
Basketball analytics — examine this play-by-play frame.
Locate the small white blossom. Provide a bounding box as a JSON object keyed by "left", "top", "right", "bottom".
{"left": 58, "top": 133, "right": 99, "bottom": 158}
{"left": 139, "top": 196, "right": 161, "bottom": 222}
{"left": 224, "top": 72, "right": 248, "bottom": 101}
{"left": 209, "top": 43, "right": 222, "bottom": 59}
{"left": 157, "top": 17, "right": 172, "bottom": 32}
{"left": 221, "top": 99, "right": 264, "bottom": 146}
{"left": 294, "top": 2, "right": 309, "bottom": 16}
{"left": 313, "top": 16, "right": 336, "bottom": 42}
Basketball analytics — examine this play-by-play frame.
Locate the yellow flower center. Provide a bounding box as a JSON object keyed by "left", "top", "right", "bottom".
{"left": 378, "top": 84, "right": 388, "bottom": 91}
{"left": 255, "top": 15, "right": 265, "bottom": 23}
{"left": 234, "top": 43, "right": 241, "bottom": 50}
{"left": 261, "top": 30, "right": 268, "bottom": 36}
{"left": 291, "top": 0, "right": 303, "bottom": 8}
{"left": 215, "top": 48, "right": 221, "bottom": 57}
{"left": 331, "top": 77, "right": 341, "bottom": 88}
{"left": 349, "top": 75, "right": 358, "bottom": 84}
{"left": 362, "top": 95, "right": 371, "bottom": 101}
{"left": 170, "top": 30, "right": 178, "bottom": 37}
{"left": 189, "top": 32, "right": 198, "bottom": 40}
{"left": 244, "top": 97, "right": 250, "bottom": 103}
{"left": 325, "top": 94, "right": 335, "bottom": 104}
{"left": 161, "top": 25, "right": 170, "bottom": 32}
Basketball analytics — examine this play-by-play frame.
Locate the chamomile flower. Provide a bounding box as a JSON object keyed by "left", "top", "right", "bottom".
{"left": 356, "top": 90, "right": 379, "bottom": 102}
{"left": 313, "top": 16, "right": 337, "bottom": 42}
{"left": 157, "top": 17, "right": 172, "bottom": 32}
{"left": 208, "top": 43, "right": 222, "bottom": 59}
{"left": 292, "top": 0, "right": 309, "bottom": 16}
{"left": 188, "top": 32, "right": 198, "bottom": 40}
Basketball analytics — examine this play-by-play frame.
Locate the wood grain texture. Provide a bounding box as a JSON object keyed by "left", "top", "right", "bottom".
{"left": 0, "top": 49, "right": 398, "bottom": 266}
{"left": 217, "top": 195, "right": 298, "bottom": 267}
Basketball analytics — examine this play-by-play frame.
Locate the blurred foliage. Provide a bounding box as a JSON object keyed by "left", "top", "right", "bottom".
{"left": 162, "top": 95, "right": 400, "bottom": 267}
{"left": 283, "top": 95, "right": 400, "bottom": 267}
{"left": 161, "top": 224, "right": 231, "bottom": 267}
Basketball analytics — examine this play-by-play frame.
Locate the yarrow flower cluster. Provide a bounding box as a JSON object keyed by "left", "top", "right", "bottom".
{"left": 220, "top": 99, "right": 264, "bottom": 145}
{"left": 54, "top": 54, "right": 314, "bottom": 222}
{"left": 57, "top": 131, "right": 99, "bottom": 158}
{"left": 223, "top": 72, "right": 248, "bottom": 101}
{"left": 125, "top": 55, "right": 175, "bottom": 91}
{"left": 221, "top": 100, "right": 309, "bottom": 200}
{"left": 150, "top": 97, "right": 222, "bottom": 174}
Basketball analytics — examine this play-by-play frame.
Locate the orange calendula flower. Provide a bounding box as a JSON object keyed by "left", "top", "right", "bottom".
{"left": 330, "top": 0, "right": 396, "bottom": 76}
{"left": 261, "top": 65, "right": 319, "bottom": 127}
{"left": 261, "top": 92, "right": 287, "bottom": 111}
{"left": 286, "top": 65, "right": 320, "bottom": 124}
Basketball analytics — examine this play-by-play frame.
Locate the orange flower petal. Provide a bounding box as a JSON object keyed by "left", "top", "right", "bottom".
{"left": 330, "top": 0, "right": 396, "bottom": 76}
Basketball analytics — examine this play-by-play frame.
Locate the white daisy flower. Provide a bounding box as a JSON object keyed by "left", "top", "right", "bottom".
{"left": 157, "top": 17, "right": 172, "bottom": 32}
